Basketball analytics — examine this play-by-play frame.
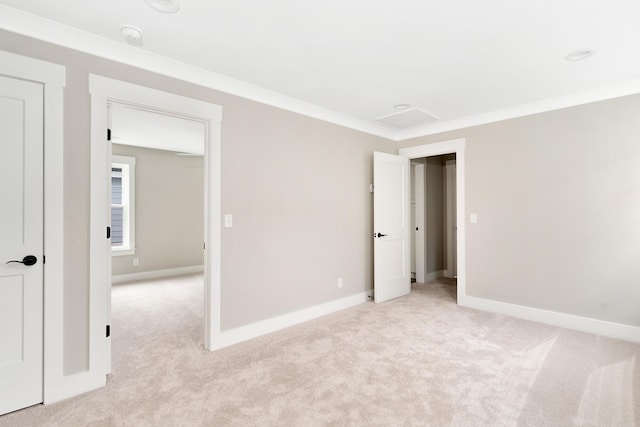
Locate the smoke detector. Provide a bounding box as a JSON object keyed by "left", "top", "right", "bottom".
{"left": 120, "top": 25, "right": 143, "bottom": 46}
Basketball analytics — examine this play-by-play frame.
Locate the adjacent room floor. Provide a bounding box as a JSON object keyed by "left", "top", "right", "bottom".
{"left": 1, "top": 275, "right": 638, "bottom": 426}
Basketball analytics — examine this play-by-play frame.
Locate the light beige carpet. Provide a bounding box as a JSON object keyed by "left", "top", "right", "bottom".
{"left": 1, "top": 275, "right": 638, "bottom": 426}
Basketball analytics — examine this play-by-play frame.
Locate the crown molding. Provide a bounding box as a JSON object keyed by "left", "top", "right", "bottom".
{"left": 2, "top": 5, "right": 639, "bottom": 143}
{"left": 394, "top": 78, "right": 640, "bottom": 141}
{"left": 0, "top": 5, "right": 396, "bottom": 140}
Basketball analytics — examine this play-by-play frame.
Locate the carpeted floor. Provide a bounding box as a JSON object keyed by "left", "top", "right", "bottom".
{"left": 1, "top": 275, "right": 638, "bottom": 426}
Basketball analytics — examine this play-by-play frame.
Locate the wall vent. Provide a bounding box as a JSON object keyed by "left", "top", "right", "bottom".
{"left": 376, "top": 108, "right": 438, "bottom": 128}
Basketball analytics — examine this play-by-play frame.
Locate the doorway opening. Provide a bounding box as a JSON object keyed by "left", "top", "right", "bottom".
{"left": 90, "top": 75, "right": 223, "bottom": 383}
{"left": 410, "top": 154, "right": 457, "bottom": 286}
{"left": 399, "top": 138, "right": 466, "bottom": 303}
{"left": 107, "top": 104, "right": 205, "bottom": 372}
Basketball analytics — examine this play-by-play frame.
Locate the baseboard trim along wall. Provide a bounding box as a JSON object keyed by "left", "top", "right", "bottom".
{"left": 210, "top": 291, "right": 371, "bottom": 350}
{"left": 112, "top": 265, "right": 204, "bottom": 284}
{"left": 459, "top": 295, "right": 640, "bottom": 344}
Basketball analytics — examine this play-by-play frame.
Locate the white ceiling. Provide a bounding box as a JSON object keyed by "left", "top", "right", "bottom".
{"left": 111, "top": 105, "right": 205, "bottom": 155}
{"left": 2, "top": 0, "right": 640, "bottom": 138}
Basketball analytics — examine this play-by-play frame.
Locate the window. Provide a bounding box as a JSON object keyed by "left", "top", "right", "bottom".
{"left": 111, "top": 155, "right": 136, "bottom": 255}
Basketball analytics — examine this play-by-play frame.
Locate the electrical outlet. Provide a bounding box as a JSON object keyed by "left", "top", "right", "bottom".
{"left": 337, "top": 277, "right": 343, "bottom": 288}
{"left": 133, "top": 258, "right": 139, "bottom": 266}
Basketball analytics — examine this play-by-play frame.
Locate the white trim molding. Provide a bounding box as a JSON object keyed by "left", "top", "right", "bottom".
{"left": 396, "top": 77, "right": 640, "bottom": 140}
{"left": 2, "top": 5, "right": 639, "bottom": 142}
{"left": 112, "top": 265, "right": 204, "bottom": 284}
{"left": 210, "top": 292, "right": 370, "bottom": 351}
{"left": 0, "top": 5, "right": 395, "bottom": 140}
{"left": 460, "top": 295, "right": 640, "bottom": 344}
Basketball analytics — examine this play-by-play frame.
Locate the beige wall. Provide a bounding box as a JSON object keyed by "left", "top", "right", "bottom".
{"left": 425, "top": 156, "right": 445, "bottom": 274}
{"left": 399, "top": 94, "right": 640, "bottom": 328}
{"left": 6, "top": 26, "right": 639, "bottom": 379}
{"left": 0, "top": 30, "right": 395, "bottom": 374}
{"left": 111, "top": 144, "right": 204, "bottom": 276}
{"left": 220, "top": 105, "right": 392, "bottom": 329}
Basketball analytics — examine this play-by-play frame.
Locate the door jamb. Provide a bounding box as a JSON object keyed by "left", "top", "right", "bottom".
{"left": 399, "top": 139, "right": 465, "bottom": 302}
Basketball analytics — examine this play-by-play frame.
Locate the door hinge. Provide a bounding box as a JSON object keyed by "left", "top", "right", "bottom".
{"left": 203, "top": 242, "right": 206, "bottom": 250}
{"left": 107, "top": 128, "right": 111, "bottom": 141}
{"left": 106, "top": 325, "right": 111, "bottom": 338}
{"left": 369, "top": 184, "right": 374, "bottom": 193}
{"left": 107, "top": 226, "right": 111, "bottom": 239}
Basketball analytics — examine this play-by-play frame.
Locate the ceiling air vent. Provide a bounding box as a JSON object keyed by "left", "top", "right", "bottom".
{"left": 376, "top": 108, "right": 438, "bottom": 128}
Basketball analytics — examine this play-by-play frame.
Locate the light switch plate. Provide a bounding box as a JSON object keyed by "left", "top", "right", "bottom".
{"left": 470, "top": 213, "right": 478, "bottom": 224}
{"left": 224, "top": 214, "right": 233, "bottom": 227}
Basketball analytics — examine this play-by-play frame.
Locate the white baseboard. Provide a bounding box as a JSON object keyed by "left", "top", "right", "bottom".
{"left": 210, "top": 291, "right": 371, "bottom": 350}
{"left": 425, "top": 270, "right": 445, "bottom": 282}
{"left": 112, "top": 265, "right": 204, "bottom": 284}
{"left": 459, "top": 295, "right": 640, "bottom": 344}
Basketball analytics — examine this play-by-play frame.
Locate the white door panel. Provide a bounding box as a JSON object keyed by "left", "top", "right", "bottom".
{"left": 0, "top": 75, "right": 44, "bottom": 415}
{"left": 373, "top": 152, "right": 410, "bottom": 303}
{"left": 0, "top": 276, "right": 24, "bottom": 363}
{"left": 378, "top": 239, "right": 406, "bottom": 278}
{"left": 0, "top": 96, "right": 25, "bottom": 243}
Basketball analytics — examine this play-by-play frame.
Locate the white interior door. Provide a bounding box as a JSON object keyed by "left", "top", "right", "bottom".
{"left": 373, "top": 152, "right": 410, "bottom": 303}
{"left": 0, "top": 75, "right": 44, "bottom": 415}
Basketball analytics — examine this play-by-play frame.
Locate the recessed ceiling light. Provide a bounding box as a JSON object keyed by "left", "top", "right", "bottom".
{"left": 145, "top": 0, "right": 180, "bottom": 13}
{"left": 565, "top": 50, "right": 595, "bottom": 62}
{"left": 120, "top": 25, "right": 143, "bottom": 45}
{"left": 393, "top": 104, "right": 411, "bottom": 110}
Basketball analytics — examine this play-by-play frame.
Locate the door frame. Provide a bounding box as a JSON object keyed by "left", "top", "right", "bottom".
{"left": 399, "top": 138, "right": 466, "bottom": 302}
{"left": 0, "top": 51, "right": 69, "bottom": 403}
{"left": 89, "top": 76, "right": 223, "bottom": 365}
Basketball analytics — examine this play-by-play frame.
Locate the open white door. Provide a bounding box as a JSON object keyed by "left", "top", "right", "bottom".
{"left": 0, "top": 75, "right": 44, "bottom": 414}
{"left": 373, "top": 152, "right": 411, "bottom": 303}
